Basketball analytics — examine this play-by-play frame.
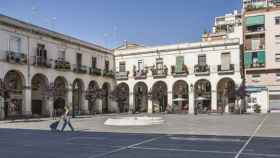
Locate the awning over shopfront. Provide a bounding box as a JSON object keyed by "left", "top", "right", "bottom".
{"left": 245, "top": 15, "right": 265, "bottom": 27}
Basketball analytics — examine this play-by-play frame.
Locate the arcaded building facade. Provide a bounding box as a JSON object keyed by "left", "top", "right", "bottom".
{"left": 0, "top": 15, "right": 116, "bottom": 119}
{"left": 114, "top": 39, "right": 243, "bottom": 114}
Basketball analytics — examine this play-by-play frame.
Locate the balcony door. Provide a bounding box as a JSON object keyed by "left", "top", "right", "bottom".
{"left": 76, "top": 53, "right": 82, "bottom": 67}
{"left": 221, "top": 53, "right": 231, "bottom": 70}
{"left": 198, "top": 55, "right": 206, "bottom": 65}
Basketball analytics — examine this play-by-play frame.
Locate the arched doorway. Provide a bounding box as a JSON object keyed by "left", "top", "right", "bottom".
{"left": 87, "top": 81, "right": 100, "bottom": 114}
{"left": 173, "top": 80, "right": 189, "bottom": 113}
{"left": 152, "top": 81, "right": 168, "bottom": 113}
{"left": 134, "top": 82, "right": 148, "bottom": 113}
{"left": 114, "top": 83, "right": 129, "bottom": 113}
{"left": 31, "top": 74, "right": 48, "bottom": 116}
{"left": 53, "top": 76, "right": 67, "bottom": 116}
{"left": 4, "top": 70, "right": 25, "bottom": 118}
{"left": 102, "top": 83, "right": 111, "bottom": 113}
{"left": 72, "top": 79, "right": 84, "bottom": 116}
{"left": 194, "top": 79, "right": 211, "bottom": 114}
{"left": 217, "top": 78, "right": 236, "bottom": 113}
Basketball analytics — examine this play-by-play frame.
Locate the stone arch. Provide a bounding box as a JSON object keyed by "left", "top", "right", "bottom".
{"left": 194, "top": 79, "right": 211, "bottom": 114}
{"left": 72, "top": 78, "right": 85, "bottom": 116}
{"left": 31, "top": 73, "right": 49, "bottom": 116}
{"left": 87, "top": 80, "right": 100, "bottom": 114}
{"left": 115, "top": 82, "right": 129, "bottom": 113}
{"left": 134, "top": 82, "right": 148, "bottom": 113}
{"left": 217, "top": 77, "right": 236, "bottom": 113}
{"left": 102, "top": 82, "right": 111, "bottom": 113}
{"left": 151, "top": 81, "right": 168, "bottom": 113}
{"left": 53, "top": 76, "right": 68, "bottom": 116}
{"left": 4, "top": 70, "right": 26, "bottom": 118}
{"left": 172, "top": 80, "right": 189, "bottom": 113}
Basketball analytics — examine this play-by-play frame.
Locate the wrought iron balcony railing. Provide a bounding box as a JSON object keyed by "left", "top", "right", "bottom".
{"left": 32, "top": 56, "right": 52, "bottom": 68}
{"left": 133, "top": 69, "right": 148, "bottom": 79}
{"left": 6, "top": 51, "right": 27, "bottom": 64}
{"left": 103, "top": 70, "right": 115, "bottom": 78}
{"left": 217, "top": 64, "right": 235, "bottom": 74}
{"left": 54, "top": 58, "right": 71, "bottom": 71}
{"left": 151, "top": 67, "right": 168, "bottom": 78}
{"left": 194, "top": 64, "right": 210, "bottom": 76}
{"left": 115, "top": 71, "right": 129, "bottom": 80}
{"left": 73, "top": 65, "right": 88, "bottom": 74}
{"left": 171, "top": 65, "right": 189, "bottom": 77}
{"left": 89, "top": 67, "right": 102, "bottom": 76}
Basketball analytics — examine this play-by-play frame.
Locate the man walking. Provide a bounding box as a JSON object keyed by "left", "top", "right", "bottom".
{"left": 61, "top": 105, "right": 74, "bottom": 132}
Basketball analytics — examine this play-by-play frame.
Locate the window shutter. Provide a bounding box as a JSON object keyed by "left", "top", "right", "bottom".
{"left": 176, "top": 56, "right": 184, "bottom": 73}
{"left": 244, "top": 52, "right": 252, "bottom": 68}
{"left": 258, "top": 51, "right": 265, "bottom": 64}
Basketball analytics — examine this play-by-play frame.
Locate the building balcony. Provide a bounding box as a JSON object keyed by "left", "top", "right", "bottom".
{"left": 54, "top": 58, "right": 71, "bottom": 71}
{"left": 73, "top": 65, "right": 87, "bottom": 74}
{"left": 171, "top": 65, "right": 189, "bottom": 77}
{"left": 244, "top": 51, "right": 265, "bottom": 69}
{"left": 217, "top": 64, "right": 235, "bottom": 74}
{"left": 115, "top": 71, "right": 129, "bottom": 80}
{"left": 151, "top": 66, "right": 168, "bottom": 78}
{"left": 32, "top": 56, "right": 52, "bottom": 68}
{"left": 103, "top": 70, "right": 114, "bottom": 78}
{"left": 194, "top": 64, "right": 210, "bottom": 76}
{"left": 6, "top": 51, "right": 27, "bottom": 64}
{"left": 133, "top": 69, "right": 148, "bottom": 80}
{"left": 89, "top": 67, "right": 102, "bottom": 76}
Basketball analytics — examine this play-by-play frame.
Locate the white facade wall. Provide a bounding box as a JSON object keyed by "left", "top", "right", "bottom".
{"left": 115, "top": 39, "right": 242, "bottom": 114}
{"left": 0, "top": 16, "right": 115, "bottom": 118}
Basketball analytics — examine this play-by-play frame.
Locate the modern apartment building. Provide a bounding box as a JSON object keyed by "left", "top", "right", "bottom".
{"left": 243, "top": 0, "right": 280, "bottom": 112}
{"left": 114, "top": 39, "right": 243, "bottom": 114}
{"left": 0, "top": 14, "right": 116, "bottom": 120}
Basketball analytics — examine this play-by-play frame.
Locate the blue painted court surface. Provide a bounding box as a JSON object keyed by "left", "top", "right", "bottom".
{"left": 0, "top": 128, "right": 279, "bottom": 158}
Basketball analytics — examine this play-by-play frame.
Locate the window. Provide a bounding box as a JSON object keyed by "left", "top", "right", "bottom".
{"left": 137, "top": 60, "right": 144, "bottom": 71}
{"left": 221, "top": 53, "right": 231, "bottom": 70}
{"left": 275, "top": 16, "right": 280, "bottom": 25}
{"left": 252, "top": 74, "right": 261, "bottom": 82}
{"left": 119, "top": 62, "right": 126, "bottom": 72}
{"left": 156, "top": 58, "right": 163, "bottom": 70}
{"left": 105, "top": 60, "right": 110, "bottom": 71}
{"left": 58, "top": 50, "right": 65, "bottom": 60}
{"left": 92, "top": 57, "right": 97, "bottom": 68}
{"left": 9, "top": 36, "right": 21, "bottom": 53}
{"left": 198, "top": 54, "right": 206, "bottom": 65}
{"left": 76, "top": 53, "right": 82, "bottom": 66}
{"left": 276, "top": 54, "right": 280, "bottom": 62}
{"left": 176, "top": 56, "right": 184, "bottom": 72}
{"left": 276, "top": 73, "right": 280, "bottom": 81}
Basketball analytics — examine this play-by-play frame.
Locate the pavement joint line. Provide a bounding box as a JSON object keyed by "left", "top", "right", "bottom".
{"left": 87, "top": 135, "right": 165, "bottom": 158}
{"left": 66, "top": 142, "right": 124, "bottom": 148}
{"left": 130, "top": 146, "right": 236, "bottom": 154}
{"left": 234, "top": 114, "right": 269, "bottom": 158}
{"left": 67, "top": 136, "right": 107, "bottom": 141}
{"left": 242, "top": 152, "right": 280, "bottom": 158}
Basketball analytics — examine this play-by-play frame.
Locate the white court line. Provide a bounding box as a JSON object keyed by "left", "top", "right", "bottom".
{"left": 87, "top": 135, "right": 164, "bottom": 158}
{"left": 234, "top": 114, "right": 269, "bottom": 158}
{"left": 130, "top": 146, "right": 236, "bottom": 155}
{"left": 243, "top": 152, "right": 280, "bottom": 158}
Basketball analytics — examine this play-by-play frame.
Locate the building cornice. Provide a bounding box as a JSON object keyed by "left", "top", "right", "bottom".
{"left": 0, "top": 14, "right": 112, "bottom": 55}
{"left": 115, "top": 38, "right": 240, "bottom": 57}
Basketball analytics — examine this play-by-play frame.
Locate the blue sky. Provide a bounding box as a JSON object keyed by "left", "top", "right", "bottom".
{"left": 0, "top": 0, "right": 241, "bottom": 48}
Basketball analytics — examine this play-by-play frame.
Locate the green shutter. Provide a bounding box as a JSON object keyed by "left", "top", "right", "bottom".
{"left": 176, "top": 56, "right": 184, "bottom": 73}
{"left": 258, "top": 51, "right": 265, "bottom": 64}
{"left": 246, "top": 15, "right": 265, "bottom": 26}
{"left": 244, "top": 52, "right": 252, "bottom": 68}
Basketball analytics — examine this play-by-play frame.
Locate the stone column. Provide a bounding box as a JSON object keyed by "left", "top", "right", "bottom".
{"left": 23, "top": 87, "right": 32, "bottom": 116}
{"left": 67, "top": 88, "right": 73, "bottom": 110}
{"left": 189, "top": 90, "right": 195, "bottom": 114}
{"left": 148, "top": 99, "right": 153, "bottom": 113}
{"left": 211, "top": 90, "right": 217, "bottom": 111}
{"left": 48, "top": 98, "right": 54, "bottom": 117}
{"left": 167, "top": 91, "right": 173, "bottom": 109}
{"left": 96, "top": 99, "right": 102, "bottom": 114}
{"left": 83, "top": 99, "right": 89, "bottom": 115}
{"left": 129, "top": 92, "right": 134, "bottom": 113}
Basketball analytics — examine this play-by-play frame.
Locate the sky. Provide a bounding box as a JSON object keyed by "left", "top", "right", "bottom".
{"left": 0, "top": 0, "right": 242, "bottom": 48}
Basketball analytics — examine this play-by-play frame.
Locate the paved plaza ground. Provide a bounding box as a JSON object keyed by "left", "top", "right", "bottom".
{"left": 0, "top": 113, "right": 279, "bottom": 158}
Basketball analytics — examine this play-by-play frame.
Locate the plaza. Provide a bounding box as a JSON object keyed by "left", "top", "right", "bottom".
{"left": 0, "top": 113, "right": 279, "bottom": 158}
